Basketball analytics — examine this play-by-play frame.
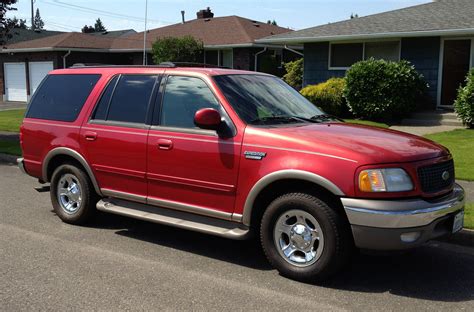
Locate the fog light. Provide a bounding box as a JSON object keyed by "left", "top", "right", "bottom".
{"left": 400, "top": 232, "right": 421, "bottom": 243}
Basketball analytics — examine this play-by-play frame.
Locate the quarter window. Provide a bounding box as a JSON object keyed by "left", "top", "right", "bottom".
{"left": 160, "top": 76, "right": 220, "bottom": 129}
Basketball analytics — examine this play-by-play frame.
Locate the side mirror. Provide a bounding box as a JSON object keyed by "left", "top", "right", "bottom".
{"left": 194, "top": 108, "right": 222, "bottom": 130}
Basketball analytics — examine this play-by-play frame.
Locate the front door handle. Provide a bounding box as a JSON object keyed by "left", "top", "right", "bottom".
{"left": 84, "top": 131, "right": 98, "bottom": 141}
{"left": 157, "top": 138, "right": 173, "bottom": 150}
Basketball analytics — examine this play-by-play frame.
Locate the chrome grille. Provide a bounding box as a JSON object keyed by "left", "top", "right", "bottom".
{"left": 417, "top": 160, "right": 455, "bottom": 193}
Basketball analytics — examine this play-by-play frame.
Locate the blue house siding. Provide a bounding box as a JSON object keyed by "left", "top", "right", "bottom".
{"left": 401, "top": 37, "right": 440, "bottom": 106}
{"left": 303, "top": 42, "right": 345, "bottom": 86}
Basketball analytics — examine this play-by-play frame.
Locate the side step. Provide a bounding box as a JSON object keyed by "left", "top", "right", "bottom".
{"left": 96, "top": 198, "right": 251, "bottom": 240}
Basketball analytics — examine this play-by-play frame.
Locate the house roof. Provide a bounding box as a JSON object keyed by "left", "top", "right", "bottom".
{"left": 110, "top": 16, "right": 292, "bottom": 50}
{"left": 5, "top": 28, "right": 64, "bottom": 44}
{"left": 88, "top": 29, "right": 136, "bottom": 38}
{"left": 258, "top": 0, "right": 474, "bottom": 44}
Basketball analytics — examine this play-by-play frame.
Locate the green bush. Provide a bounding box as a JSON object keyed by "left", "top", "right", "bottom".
{"left": 282, "top": 58, "right": 303, "bottom": 90}
{"left": 454, "top": 68, "right": 474, "bottom": 128}
{"left": 344, "top": 58, "right": 427, "bottom": 120}
{"left": 300, "top": 77, "right": 349, "bottom": 117}
{"left": 152, "top": 36, "right": 204, "bottom": 64}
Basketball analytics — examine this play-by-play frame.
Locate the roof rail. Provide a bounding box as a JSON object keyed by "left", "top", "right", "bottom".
{"left": 159, "top": 62, "right": 229, "bottom": 69}
{"left": 68, "top": 63, "right": 229, "bottom": 69}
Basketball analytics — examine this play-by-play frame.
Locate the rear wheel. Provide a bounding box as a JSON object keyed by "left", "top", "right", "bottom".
{"left": 50, "top": 164, "right": 97, "bottom": 224}
{"left": 260, "top": 192, "right": 352, "bottom": 282}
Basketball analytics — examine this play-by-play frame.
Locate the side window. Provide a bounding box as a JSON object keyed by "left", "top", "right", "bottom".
{"left": 160, "top": 76, "right": 220, "bottom": 129}
{"left": 102, "top": 75, "right": 156, "bottom": 124}
{"left": 92, "top": 75, "right": 118, "bottom": 120}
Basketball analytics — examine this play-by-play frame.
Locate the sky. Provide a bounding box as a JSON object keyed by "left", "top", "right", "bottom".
{"left": 9, "top": 0, "right": 431, "bottom": 32}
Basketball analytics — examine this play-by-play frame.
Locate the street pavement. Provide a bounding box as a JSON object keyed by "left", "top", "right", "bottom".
{"left": 1, "top": 164, "right": 473, "bottom": 311}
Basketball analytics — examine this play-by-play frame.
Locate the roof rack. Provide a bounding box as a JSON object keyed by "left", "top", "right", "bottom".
{"left": 69, "top": 62, "right": 229, "bottom": 69}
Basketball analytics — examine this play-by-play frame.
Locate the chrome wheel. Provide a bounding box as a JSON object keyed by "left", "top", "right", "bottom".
{"left": 57, "top": 173, "right": 82, "bottom": 214}
{"left": 273, "top": 209, "right": 324, "bottom": 267}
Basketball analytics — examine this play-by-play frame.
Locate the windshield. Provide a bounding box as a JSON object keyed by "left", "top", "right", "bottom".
{"left": 213, "top": 74, "right": 326, "bottom": 125}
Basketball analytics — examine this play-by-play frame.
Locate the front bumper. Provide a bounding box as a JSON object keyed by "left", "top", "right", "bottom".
{"left": 342, "top": 184, "right": 465, "bottom": 250}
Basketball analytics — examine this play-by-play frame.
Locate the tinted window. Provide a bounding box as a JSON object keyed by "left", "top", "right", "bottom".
{"left": 161, "top": 76, "right": 219, "bottom": 128}
{"left": 330, "top": 43, "right": 363, "bottom": 68}
{"left": 92, "top": 76, "right": 118, "bottom": 120}
{"left": 26, "top": 74, "right": 100, "bottom": 122}
{"left": 107, "top": 75, "right": 156, "bottom": 124}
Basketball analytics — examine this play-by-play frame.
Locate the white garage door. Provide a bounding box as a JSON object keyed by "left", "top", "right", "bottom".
{"left": 29, "top": 61, "right": 54, "bottom": 95}
{"left": 4, "top": 62, "right": 27, "bottom": 102}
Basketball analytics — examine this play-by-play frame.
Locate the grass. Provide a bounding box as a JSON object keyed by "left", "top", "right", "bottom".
{"left": 425, "top": 129, "right": 474, "bottom": 181}
{"left": 344, "top": 119, "right": 390, "bottom": 128}
{"left": 465, "top": 203, "right": 474, "bottom": 230}
{"left": 0, "top": 140, "right": 21, "bottom": 156}
{"left": 0, "top": 109, "right": 25, "bottom": 132}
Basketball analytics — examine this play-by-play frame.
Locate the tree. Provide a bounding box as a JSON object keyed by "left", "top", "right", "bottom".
{"left": 282, "top": 58, "right": 303, "bottom": 90}
{"left": 152, "top": 36, "right": 204, "bottom": 64}
{"left": 350, "top": 13, "right": 359, "bottom": 19}
{"left": 94, "top": 18, "right": 106, "bottom": 32}
{"left": 33, "top": 8, "right": 44, "bottom": 30}
{"left": 1, "top": 0, "right": 19, "bottom": 46}
{"left": 267, "top": 20, "right": 278, "bottom": 26}
{"left": 81, "top": 25, "right": 95, "bottom": 33}
{"left": 10, "top": 16, "right": 27, "bottom": 29}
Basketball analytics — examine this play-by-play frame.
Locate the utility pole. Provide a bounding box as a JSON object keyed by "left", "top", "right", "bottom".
{"left": 143, "top": 0, "right": 148, "bottom": 65}
{"left": 31, "top": 0, "right": 35, "bottom": 30}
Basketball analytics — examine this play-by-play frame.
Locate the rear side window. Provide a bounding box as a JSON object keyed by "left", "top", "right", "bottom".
{"left": 26, "top": 74, "right": 100, "bottom": 122}
{"left": 105, "top": 75, "right": 156, "bottom": 124}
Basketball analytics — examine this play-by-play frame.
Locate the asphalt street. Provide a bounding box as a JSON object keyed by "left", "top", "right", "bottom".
{"left": 1, "top": 163, "right": 473, "bottom": 311}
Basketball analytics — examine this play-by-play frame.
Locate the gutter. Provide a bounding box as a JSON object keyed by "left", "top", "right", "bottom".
{"left": 284, "top": 45, "right": 303, "bottom": 57}
{"left": 254, "top": 47, "right": 267, "bottom": 72}
{"left": 62, "top": 50, "right": 71, "bottom": 68}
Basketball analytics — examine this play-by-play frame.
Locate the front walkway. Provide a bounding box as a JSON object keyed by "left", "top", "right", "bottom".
{"left": 0, "top": 101, "right": 27, "bottom": 111}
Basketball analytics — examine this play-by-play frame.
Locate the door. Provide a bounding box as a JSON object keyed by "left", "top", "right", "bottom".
{"left": 4, "top": 62, "right": 27, "bottom": 102}
{"left": 147, "top": 75, "right": 241, "bottom": 218}
{"left": 29, "top": 61, "right": 54, "bottom": 95}
{"left": 440, "top": 39, "right": 471, "bottom": 107}
{"left": 81, "top": 74, "right": 159, "bottom": 201}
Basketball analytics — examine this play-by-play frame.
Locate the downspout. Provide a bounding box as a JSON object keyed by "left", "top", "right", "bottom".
{"left": 62, "top": 50, "right": 71, "bottom": 68}
{"left": 254, "top": 47, "right": 267, "bottom": 72}
{"left": 284, "top": 45, "right": 303, "bottom": 57}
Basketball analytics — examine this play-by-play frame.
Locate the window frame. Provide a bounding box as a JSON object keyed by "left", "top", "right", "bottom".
{"left": 328, "top": 39, "right": 401, "bottom": 70}
{"left": 88, "top": 73, "right": 161, "bottom": 129}
{"left": 151, "top": 74, "right": 236, "bottom": 137}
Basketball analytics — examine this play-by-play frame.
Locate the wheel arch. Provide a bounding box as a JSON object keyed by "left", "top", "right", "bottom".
{"left": 240, "top": 170, "right": 345, "bottom": 227}
{"left": 42, "top": 147, "right": 102, "bottom": 196}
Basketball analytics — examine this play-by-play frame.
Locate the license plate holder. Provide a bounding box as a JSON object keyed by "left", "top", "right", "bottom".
{"left": 452, "top": 211, "right": 464, "bottom": 233}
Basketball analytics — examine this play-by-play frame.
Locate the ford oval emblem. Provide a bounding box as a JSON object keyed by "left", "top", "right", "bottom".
{"left": 442, "top": 171, "right": 450, "bottom": 181}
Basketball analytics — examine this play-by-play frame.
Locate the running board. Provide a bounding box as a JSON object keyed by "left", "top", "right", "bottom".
{"left": 96, "top": 198, "right": 251, "bottom": 240}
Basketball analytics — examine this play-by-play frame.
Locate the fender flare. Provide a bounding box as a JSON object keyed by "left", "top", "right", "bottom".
{"left": 42, "top": 147, "right": 102, "bottom": 196}
{"left": 239, "top": 169, "right": 345, "bottom": 226}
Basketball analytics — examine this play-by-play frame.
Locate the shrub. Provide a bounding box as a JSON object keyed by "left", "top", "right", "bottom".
{"left": 152, "top": 36, "right": 204, "bottom": 64}
{"left": 282, "top": 58, "right": 303, "bottom": 90}
{"left": 344, "top": 58, "right": 427, "bottom": 120}
{"left": 300, "top": 77, "right": 349, "bottom": 117}
{"left": 454, "top": 68, "right": 474, "bottom": 128}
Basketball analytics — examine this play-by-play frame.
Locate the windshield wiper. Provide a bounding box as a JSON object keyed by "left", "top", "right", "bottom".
{"left": 249, "top": 115, "right": 310, "bottom": 125}
{"left": 310, "top": 114, "right": 344, "bottom": 122}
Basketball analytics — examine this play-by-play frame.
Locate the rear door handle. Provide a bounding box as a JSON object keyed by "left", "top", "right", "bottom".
{"left": 157, "top": 138, "right": 173, "bottom": 150}
{"left": 84, "top": 131, "right": 98, "bottom": 141}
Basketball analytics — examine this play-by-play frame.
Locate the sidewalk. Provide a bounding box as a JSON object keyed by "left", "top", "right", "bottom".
{"left": 0, "top": 101, "right": 27, "bottom": 111}
{"left": 389, "top": 125, "right": 464, "bottom": 136}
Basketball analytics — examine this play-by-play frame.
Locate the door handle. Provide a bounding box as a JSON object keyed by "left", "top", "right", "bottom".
{"left": 84, "top": 131, "right": 98, "bottom": 141}
{"left": 157, "top": 138, "right": 173, "bottom": 150}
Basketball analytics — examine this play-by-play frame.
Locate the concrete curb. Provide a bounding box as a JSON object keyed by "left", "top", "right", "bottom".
{"left": 0, "top": 153, "right": 18, "bottom": 164}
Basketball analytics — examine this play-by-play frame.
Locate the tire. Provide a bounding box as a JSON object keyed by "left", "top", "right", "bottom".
{"left": 260, "top": 192, "right": 352, "bottom": 282}
{"left": 50, "top": 163, "right": 98, "bottom": 225}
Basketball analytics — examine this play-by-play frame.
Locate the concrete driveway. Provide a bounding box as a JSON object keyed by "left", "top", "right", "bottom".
{"left": 1, "top": 164, "right": 473, "bottom": 311}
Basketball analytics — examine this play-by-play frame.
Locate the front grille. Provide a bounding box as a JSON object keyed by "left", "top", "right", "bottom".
{"left": 417, "top": 160, "right": 455, "bottom": 193}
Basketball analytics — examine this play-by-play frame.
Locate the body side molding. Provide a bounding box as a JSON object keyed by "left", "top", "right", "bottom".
{"left": 42, "top": 147, "right": 102, "bottom": 196}
{"left": 239, "top": 169, "right": 345, "bottom": 226}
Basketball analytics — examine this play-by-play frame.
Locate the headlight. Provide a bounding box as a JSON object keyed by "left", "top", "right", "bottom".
{"left": 359, "top": 168, "right": 413, "bottom": 192}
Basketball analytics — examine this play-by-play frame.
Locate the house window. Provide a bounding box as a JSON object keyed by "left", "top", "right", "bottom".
{"left": 205, "top": 50, "right": 233, "bottom": 68}
{"left": 365, "top": 41, "right": 400, "bottom": 61}
{"left": 329, "top": 43, "right": 363, "bottom": 68}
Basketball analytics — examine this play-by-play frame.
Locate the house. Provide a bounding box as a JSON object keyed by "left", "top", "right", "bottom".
{"left": 257, "top": 0, "right": 474, "bottom": 109}
{"left": 0, "top": 8, "right": 298, "bottom": 103}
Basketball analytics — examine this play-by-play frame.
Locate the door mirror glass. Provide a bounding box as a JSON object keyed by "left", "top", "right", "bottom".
{"left": 194, "top": 108, "right": 221, "bottom": 130}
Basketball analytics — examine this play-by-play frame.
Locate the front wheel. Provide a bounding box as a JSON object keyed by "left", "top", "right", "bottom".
{"left": 260, "top": 193, "right": 352, "bottom": 282}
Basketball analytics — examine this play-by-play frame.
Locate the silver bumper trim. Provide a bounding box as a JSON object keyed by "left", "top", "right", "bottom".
{"left": 342, "top": 184, "right": 465, "bottom": 228}
{"left": 17, "top": 157, "right": 27, "bottom": 174}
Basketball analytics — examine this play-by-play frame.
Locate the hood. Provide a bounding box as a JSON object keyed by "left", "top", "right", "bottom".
{"left": 247, "top": 122, "right": 449, "bottom": 164}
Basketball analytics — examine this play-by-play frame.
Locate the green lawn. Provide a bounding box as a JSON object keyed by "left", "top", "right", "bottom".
{"left": 465, "top": 202, "right": 474, "bottom": 230}
{"left": 0, "top": 141, "right": 21, "bottom": 156}
{"left": 344, "top": 119, "right": 389, "bottom": 128}
{"left": 425, "top": 129, "right": 474, "bottom": 181}
{"left": 0, "top": 109, "right": 25, "bottom": 132}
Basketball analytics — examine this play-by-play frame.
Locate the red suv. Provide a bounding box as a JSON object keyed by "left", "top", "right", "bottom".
{"left": 18, "top": 65, "right": 465, "bottom": 281}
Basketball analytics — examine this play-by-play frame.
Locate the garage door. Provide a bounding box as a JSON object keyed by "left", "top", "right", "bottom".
{"left": 29, "top": 61, "right": 54, "bottom": 95}
{"left": 4, "top": 62, "right": 27, "bottom": 102}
